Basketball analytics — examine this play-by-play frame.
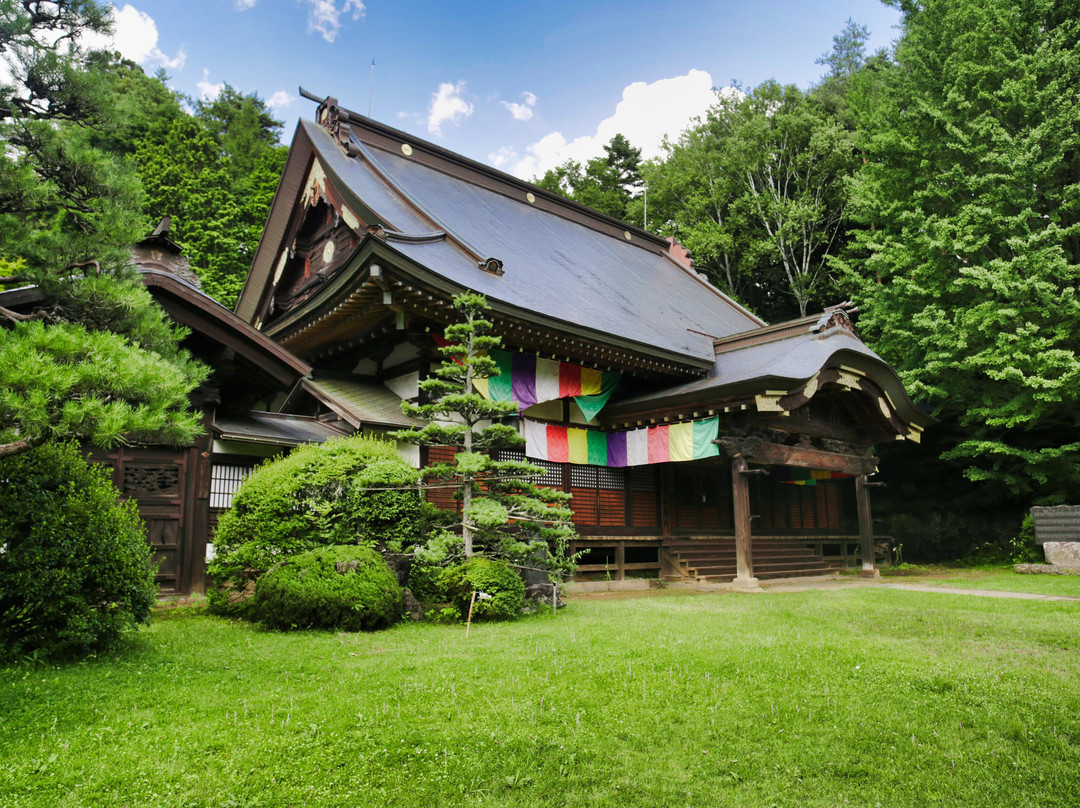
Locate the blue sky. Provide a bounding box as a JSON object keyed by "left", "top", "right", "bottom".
{"left": 92, "top": 1, "right": 902, "bottom": 178}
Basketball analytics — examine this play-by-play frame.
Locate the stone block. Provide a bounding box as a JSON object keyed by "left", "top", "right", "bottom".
{"left": 1043, "top": 541, "right": 1080, "bottom": 566}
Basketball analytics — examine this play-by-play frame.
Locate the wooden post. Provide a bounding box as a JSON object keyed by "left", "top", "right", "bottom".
{"left": 856, "top": 474, "right": 880, "bottom": 579}
{"left": 465, "top": 591, "right": 477, "bottom": 637}
{"left": 731, "top": 456, "right": 761, "bottom": 591}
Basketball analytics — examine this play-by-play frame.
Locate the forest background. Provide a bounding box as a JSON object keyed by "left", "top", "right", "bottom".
{"left": 3, "top": 0, "right": 1078, "bottom": 561}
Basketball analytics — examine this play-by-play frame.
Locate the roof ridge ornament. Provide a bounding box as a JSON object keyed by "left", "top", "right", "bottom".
{"left": 810, "top": 303, "right": 859, "bottom": 336}
{"left": 304, "top": 89, "right": 356, "bottom": 154}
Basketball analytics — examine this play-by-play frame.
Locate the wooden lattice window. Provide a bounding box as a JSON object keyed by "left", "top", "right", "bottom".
{"left": 123, "top": 465, "right": 179, "bottom": 496}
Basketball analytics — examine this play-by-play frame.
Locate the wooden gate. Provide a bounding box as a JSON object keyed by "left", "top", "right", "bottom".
{"left": 89, "top": 444, "right": 208, "bottom": 595}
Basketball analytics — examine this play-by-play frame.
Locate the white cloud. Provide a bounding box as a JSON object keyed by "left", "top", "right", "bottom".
{"left": 502, "top": 91, "right": 537, "bottom": 122}
{"left": 267, "top": 89, "right": 297, "bottom": 114}
{"left": 235, "top": 0, "right": 258, "bottom": 9}
{"left": 488, "top": 146, "right": 516, "bottom": 170}
{"left": 427, "top": 80, "right": 474, "bottom": 136}
{"left": 81, "top": 4, "right": 186, "bottom": 71}
{"left": 304, "top": 0, "right": 366, "bottom": 43}
{"left": 196, "top": 68, "right": 225, "bottom": 101}
{"left": 507, "top": 69, "right": 730, "bottom": 179}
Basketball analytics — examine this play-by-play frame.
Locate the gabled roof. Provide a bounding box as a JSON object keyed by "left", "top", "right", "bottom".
{"left": 299, "top": 376, "right": 420, "bottom": 430}
{"left": 238, "top": 104, "right": 764, "bottom": 367}
{"left": 141, "top": 269, "right": 310, "bottom": 389}
{"left": 212, "top": 410, "right": 350, "bottom": 446}
{"left": 606, "top": 310, "right": 934, "bottom": 435}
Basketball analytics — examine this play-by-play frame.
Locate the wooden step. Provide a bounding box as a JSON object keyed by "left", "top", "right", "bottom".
{"left": 666, "top": 538, "right": 833, "bottom": 582}
{"left": 672, "top": 547, "right": 818, "bottom": 560}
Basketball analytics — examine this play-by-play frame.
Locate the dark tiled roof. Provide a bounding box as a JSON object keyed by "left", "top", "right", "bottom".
{"left": 303, "top": 376, "right": 420, "bottom": 429}
{"left": 212, "top": 411, "right": 350, "bottom": 446}
{"left": 301, "top": 119, "right": 763, "bottom": 364}
{"left": 607, "top": 322, "right": 932, "bottom": 428}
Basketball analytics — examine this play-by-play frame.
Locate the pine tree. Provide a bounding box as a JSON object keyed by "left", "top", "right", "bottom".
{"left": 0, "top": 0, "right": 208, "bottom": 458}
{"left": 394, "top": 293, "right": 576, "bottom": 575}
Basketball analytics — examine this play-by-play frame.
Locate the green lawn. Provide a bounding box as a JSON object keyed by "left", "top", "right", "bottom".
{"left": 2, "top": 589, "right": 1079, "bottom": 807}
{"left": 881, "top": 565, "right": 1080, "bottom": 597}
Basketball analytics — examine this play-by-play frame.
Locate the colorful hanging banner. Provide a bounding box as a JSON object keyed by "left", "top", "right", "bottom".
{"left": 524, "top": 417, "right": 720, "bottom": 467}
{"left": 458, "top": 346, "right": 619, "bottom": 419}
{"left": 771, "top": 467, "right": 852, "bottom": 486}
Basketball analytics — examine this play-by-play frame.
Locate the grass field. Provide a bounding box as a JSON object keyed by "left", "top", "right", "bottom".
{"left": 880, "top": 564, "right": 1080, "bottom": 597}
{"left": 2, "top": 588, "right": 1079, "bottom": 807}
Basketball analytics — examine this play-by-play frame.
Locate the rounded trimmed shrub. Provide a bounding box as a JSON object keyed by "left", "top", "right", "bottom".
{"left": 441, "top": 557, "right": 525, "bottom": 621}
{"left": 253, "top": 545, "right": 403, "bottom": 631}
{"left": 208, "top": 436, "right": 422, "bottom": 607}
{"left": 0, "top": 443, "right": 157, "bottom": 661}
{"left": 406, "top": 557, "right": 448, "bottom": 604}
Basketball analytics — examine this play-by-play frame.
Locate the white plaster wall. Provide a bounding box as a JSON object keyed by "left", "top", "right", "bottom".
{"left": 524, "top": 399, "right": 562, "bottom": 421}
{"left": 212, "top": 439, "right": 284, "bottom": 458}
{"left": 352, "top": 357, "right": 378, "bottom": 374}
{"left": 384, "top": 370, "right": 419, "bottom": 400}
{"left": 384, "top": 342, "right": 419, "bottom": 368}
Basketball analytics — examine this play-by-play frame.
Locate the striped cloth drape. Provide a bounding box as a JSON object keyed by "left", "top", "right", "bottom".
{"left": 524, "top": 417, "right": 720, "bottom": 467}
{"left": 471, "top": 349, "right": 620, "bottom": 420}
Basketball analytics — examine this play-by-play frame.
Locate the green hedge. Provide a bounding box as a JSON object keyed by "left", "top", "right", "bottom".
{"left": 441, "top": 557, "right": 525, "bottom": 621}
{"left": 208, "top": 436, "right": 422, "bottom": 607}
{"left": 253, "top": 545, "right": 403, "bottom": 631}
{"left": 0, "top": 443, "right": 157, "bottom": 661}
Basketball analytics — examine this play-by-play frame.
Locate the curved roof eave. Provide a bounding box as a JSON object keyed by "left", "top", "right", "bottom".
{"left": 606, "top": 331, "right": 934, "bottom": 430}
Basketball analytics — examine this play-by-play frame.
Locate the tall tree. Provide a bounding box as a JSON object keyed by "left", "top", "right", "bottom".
{"left": 194, "top": 84, "right": 282, "bottom": 180}
{"left": 134, "top": 85, "right": 287, "bottom": 307}
{"left": 840, "top": 0, "right": 1080, "bottom": 500}
{"left": 0, "top": 0, "right": 207, "bottom": 457}
{"left": 0, "top": 0, "right": 145, "bottom": 277}
{"left": 645, "top": 82, "right": 856, "bottom": 320}
{"left": 813, "top": 18, "right": 875, "bottom": 126}
{"left": 534, "top": 133, "right": 643, "bottom": 221}
{"left": 642, "top": 107, "right": 778, "bottom": 316}
{"left": 394, "top": 293, "right": 576, "bottom": 573}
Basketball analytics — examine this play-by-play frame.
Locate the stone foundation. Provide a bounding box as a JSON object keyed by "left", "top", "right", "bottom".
{"left": 1014, "top": 563, "right": 1080, "bottom": 576}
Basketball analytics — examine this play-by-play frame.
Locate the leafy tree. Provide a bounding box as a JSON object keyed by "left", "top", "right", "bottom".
{"left": 645, "top": 82, "right": 856, "bottom": 320}
{"left": 534, "top": 133, "right": 643, "bottom": 221}
{"left": 393, "top": 293, "right": 576, "bottom": 575}
{"left": 134, "top": 86, "right": 287, "bottom": 307}
{"left": 643, "top": 100, "right": 780, "bottom": 318}
{"left": 0, "top": 0, "right": 208, "bottom": 458}
{"left": 840, "top": 0, "right": 1080, "bottom": 500}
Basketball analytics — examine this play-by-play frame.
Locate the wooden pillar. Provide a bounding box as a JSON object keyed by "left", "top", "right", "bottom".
{"left": 856, "top": 474, "right": 880, "bottom": 579}
{"left": 731, "top": 456, "right": 761, "bottom": 591}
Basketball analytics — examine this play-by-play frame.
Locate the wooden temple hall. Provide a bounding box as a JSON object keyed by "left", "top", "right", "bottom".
{"left": 0, "top": 93, "right": 931, "bottom": 595}
{"left": 220, "top": 93, "right": 932, "bottom": 592}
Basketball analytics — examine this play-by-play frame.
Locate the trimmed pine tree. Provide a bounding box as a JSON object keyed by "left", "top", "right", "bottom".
{"left": 394, "top": 292, "right": 577, "bottom": 577}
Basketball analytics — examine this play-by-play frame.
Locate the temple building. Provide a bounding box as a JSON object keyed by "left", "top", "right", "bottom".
{"left": 227, "top": 95, "right": 932, "bottom": 592}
